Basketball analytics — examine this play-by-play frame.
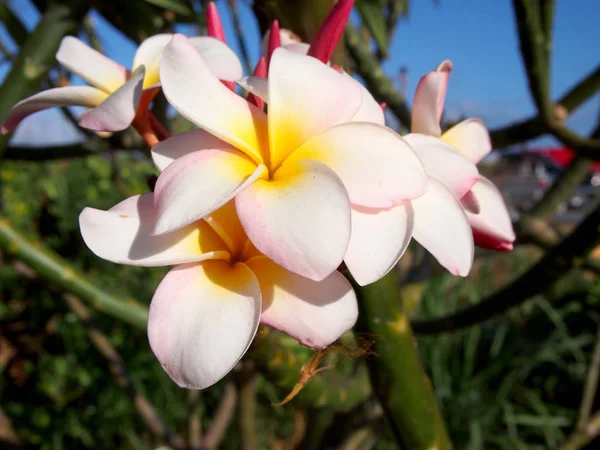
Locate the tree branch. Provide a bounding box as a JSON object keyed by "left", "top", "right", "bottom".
{"left": 556, "top": 411, "right": 600, "bottom": 450}
{"left": 578, "top": 324, "right": 600, "bottom": 428}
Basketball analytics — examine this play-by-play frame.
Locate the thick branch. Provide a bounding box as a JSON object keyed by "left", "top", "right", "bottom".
{"left": 412, "top": 201, "right": 600, "bottom": 334}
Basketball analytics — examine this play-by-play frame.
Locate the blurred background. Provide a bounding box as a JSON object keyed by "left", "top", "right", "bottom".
{"left": 0, "top": 0, "right": 599, "bottom": 449}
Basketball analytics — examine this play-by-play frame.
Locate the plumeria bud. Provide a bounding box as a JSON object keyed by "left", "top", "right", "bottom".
{"left": 206, "top": 2, "right": 226, "bottom": 42}
{"left": 380, "top": 102, "right": 387, "bottom": 110}
{"left": 266, "top": 20, "right": 281, "bottom": 68}
{"left": 308, "top": 0, "right": 354, "bottom": 63}
{"left": 247, "top": 57, "right": 267, "bottom": 109}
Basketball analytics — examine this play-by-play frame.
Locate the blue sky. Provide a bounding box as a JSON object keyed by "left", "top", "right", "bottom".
{"left": 2, "top": 0, "right": 599, "bottom": 147}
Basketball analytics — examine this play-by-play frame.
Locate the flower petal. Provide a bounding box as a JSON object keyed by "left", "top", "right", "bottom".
{"left": 345, "top": 203, "right": 413, "bottom": 286}
{"left": 411, "top": 178, "right": 474, "bottom": 276}
{"left": 404, "top": 133, "right": 479, "bottom": 199}
{"left": 160, "top": 34, "right": 268, "bottom": 164}
{"left": 237, "top": 76, "right": 268, "bottom": 104}
{"left": 79, "top": 194, "right": 229, "bottom": 266}
{"left": 246, "top": 257, "right": 357, "bottom": 348}
{"left": 1, "top": 86, "right": 107, "bottom": 133}
{"left": 154, "top": 149, "right": 266, "bottom": 235}
{"left": 78, "top": 67, "right": 145, "bottom": 132}
{"left": 283, "top": 42, "right": 310, "bottom": 55}
{"left": 261, "top": 28, "right": 304, "bottom": 55}
{"left": 151, "top": 128, "right": 234, "bottom": 171}
{"left": 268, "top": 48, "right": 361, "bottom": 169}
{"left": 148, "top": 260, "right": 261, "bottom": 389}
{"left": 442, "top": 118, "right": 492, "bottom": 164}
{"left": 288, "top": 122, "right": 427, "bottom": 207}
{"left": 236, "top": 159, "right": 351, "bottom": 281}
{"left": 460, "top": 190, "right": 481, "bottom": 214}
{"left": 467, "top": 177, "right": 516, "bottom": 251}
{"left": 56, "top": 36, "right": 128, "bottom": 93}
{"left": 411, "top": 70, "right": 448, "bottom": 136}
{"left": 188, "top": 37, "right": 243, "bottom": 82}
{"left": 347, "top": 73, "right": 385, "bottom": 125}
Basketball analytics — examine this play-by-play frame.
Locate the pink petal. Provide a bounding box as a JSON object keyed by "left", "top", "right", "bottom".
{"left": 78, "top": 67, "right": 145, "bottom": 132}
{"left": 160, "top": 34, "right": 267, "bottom": 164}
{"left": 79, "top": 194, "right": 229, "bottom": 266}
{"left": 267, "top": 48, "right": 361, "bottom": 169}
{"left": 148, "top": 260, "right": 261, "bottom": 389}
{"left": 466, "top": 177, "right": 515, "bottom": 250}
{"left": 187, "top": 37, "right": 243, "bottom": 82}
{"left": 56, "top": 36, "right": 128, "bottom": 93}
{"left": 1, "top": 86, "right": 107, "bottom": 133}
{"left": 345, "top": 203, "right": 413, "bottom": 286}
{"left": 404, "top": 133, "right": 479, "bottom": 199}
{"left": 442, "top": 118, "right": 492, "bottom": 164}
{"left": 411, "top": 178, "right": 474, "bottom": 276}
{"left": 411, "top": 69, "right": 448, "bottom": 136}
{"left": 288, "top": 122, "right": 427, "bottom": 207}
{"left": 247, "top": 257, "right": 357, "bottom": 348}
{"left": 151, "top": 128, "right": 234, "bottom": 171}
{"left": 154, "top": 148, "right": 266, "bottom": 235}
{"left": 461, "top": 190, "right": 480, "bottom": 214}
{"left": 236, "top": 159, "right": 351, "bottom": 281}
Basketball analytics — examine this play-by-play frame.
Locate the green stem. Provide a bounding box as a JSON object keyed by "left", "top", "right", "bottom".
{"left": 577, "top": 324, "right": 600, "bottom": 428}
{"left": 344, "top": 23, "right": 411, "bottom": 130}
{"left": 0, "top": 216, "right": 148, "bottom": 328}
{"left": 0, "top": 2, "right": 87, "bottom": 156}
{"left": 354, "top": 272, "right": 453, "bottom": 450}
{"left": 412, "top": 201, "right": 600, "bottom": 335}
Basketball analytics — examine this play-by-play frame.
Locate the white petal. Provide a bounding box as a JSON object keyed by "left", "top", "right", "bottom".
{"left": 261, "top": 28, "right": 304, "bottom": 55}
{"left": 132, "top": 34, "right": 173, "bottom": 72}
{"left": 236, "top": 158, "right": 351, "bottom": 281}
{"left": 345, "top": 204, "right": 413, "bottom": 286}
{"left": 411, "top": 178, "right": 474, "bottom": 276}
{"left": 236, "top": 76, "right": 268, "bottom": 104}
{"left": 347, "top": 73, "right": 385, "bottom": 125}
{"left": 154, "top": 148, "right": 266, "bottom": 234}
{"left": 79, "top": 194, "right": 229, "bottom": 266}
{"left": 78, "top": 67, "right": 145, "bottom": 132}
{"left": 288, "top": 122, "right": 427, "bottom": 207}
{"left": 268, "top": 48, "right": 361, "bottom": 168}
{"left": 247, "top": 257, "right": 357, "bottom": 348}
{"left": 56, "top": 36, "right": 128, "bottom": 93}
{"left": 442, "top": 118, "right": 492, "bottom": 164}
{"left": 404, "top": 133, "right": 479, "bottom": 199}
{"left": 188, "top": 36, "right": 244, "bottom": 82}
{"left": 160, "top": 34, "right": 267, "bottom": 164}
{"left": 1, "top": 86, "right": 107, "bottom": 133}
{"left": 151, "top": 128, "right": 234, "bottom": 171}
{"left": 148, "top": 260, "right": 261, "bottom": 389}
{"left": 411, "top": 72, "right": 445, "bottom": 136}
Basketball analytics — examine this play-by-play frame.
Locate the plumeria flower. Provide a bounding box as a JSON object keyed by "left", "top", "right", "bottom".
{"left": 151, "top": 34, "right": 427, "bottom": 283}
{"left": 261, "top": 27, "right": 309, "bottom": 57}
{"left": 79, "top": 199, "right": 358, "bottom": 389}
{"left": 409, "top": 60, "right": 515, "bottom": 251}
{"left": 1, "top": 33, "right": 242, "bottom": 134}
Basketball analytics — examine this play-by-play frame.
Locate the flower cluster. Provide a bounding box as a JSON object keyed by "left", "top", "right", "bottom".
{"left": 1, "top": 0, "right": 514, "bottom": 390}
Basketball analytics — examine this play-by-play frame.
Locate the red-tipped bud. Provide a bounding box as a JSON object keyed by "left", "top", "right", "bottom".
{"left": 247, "top": 57, "right": 267, "bottom": 110}
{"left": 266, "top": 20, "right": 281, "bottom": 69}
{"left": 308, "top": 0, "right": 354, "bottom": 63}
{"left": 206, "top": 2, "right": 226, "bottom": 42}
{"left": 331, "top": 64, "right": 342, "bottom": 72}
{"left": 379, "top": 102, "right": 387, "bottom": 110}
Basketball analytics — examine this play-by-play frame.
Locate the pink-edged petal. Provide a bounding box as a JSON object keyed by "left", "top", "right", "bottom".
{"left": 404, "top": 133, "right": 479, "bottom": 199}
{"left": 345, "top": 203, "right": 413, "bottom": 286}
{"left": 154, "top": 148, "right": 266, "bottom": 235}
{"left": 411, "top": 70, "right": 448, "bottom": 136}
{"left": 236, "top": 159, "right": 351, "bottom": 281}
{"left": 56, "top": 36, "right": 128, "bottom": 93}
{"left": 467, "top": 176, "right": 516, "bottom": 251}
{"left": 268, "top": 48, "right": 361, "bottom": 169}
{"left": 151, "top": 128, "right": 234, "bottom": 171}
{"left": 148, "top": 260, "right": 261, "bottom": 389}
{"left": 237, "top": 76, "right": 268, "bottom": 104}
{"left": 349, "top": 74, "right": 385, "bottom": 125}
{"left": 133, "top": 34, "right": 172, "bottom": 70}
{"left": 78, "top": 67, "right": 145, "bottom": 132}
{"left": 79, "top": 194, "right": 229, "bottom": 266}
{"left": 160, "top": 34, "right": 267, "bottom": 164}
{"left": 288, "top": 122, "right": 427, "bottom": 207}
{"left": 461, "top": 190, "right": 480, "bottom": 214}
{"left": 411, "top": 178, "right": 474, "bottom": 276}
{"left": 187, "top": 37, "right": 243, "bottom": 82}
{"left": 1, "top": 86, "right": 107, "bottom": 133}
{"left": 246, "top": 257, "right": 357, "bottom": 348}
{"left": 261, "top": 28, "right": 303, "bottom": 56}
{"left": 442, "top": 118, "right": 492, "bottom": 164}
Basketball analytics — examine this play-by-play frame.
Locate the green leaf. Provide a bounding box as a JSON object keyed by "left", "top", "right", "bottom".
{"left": 142, "top": 0, "right": 194, "bottom": 17}
{"left": 355, "top": 0, "right": 389, "bottom": 57}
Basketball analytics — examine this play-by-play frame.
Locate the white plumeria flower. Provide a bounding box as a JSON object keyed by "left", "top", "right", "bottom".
{"left": 152, "top": 34, "right": 427, "bottom": 283}
{"left": 409, "top": 60, "right": 516, "bottom": 252}
{"left": 79, "top": 199, "right": 357, "bottom": 389}
{"left": 1, "top": 34, "right": 242, "bottom": 133}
